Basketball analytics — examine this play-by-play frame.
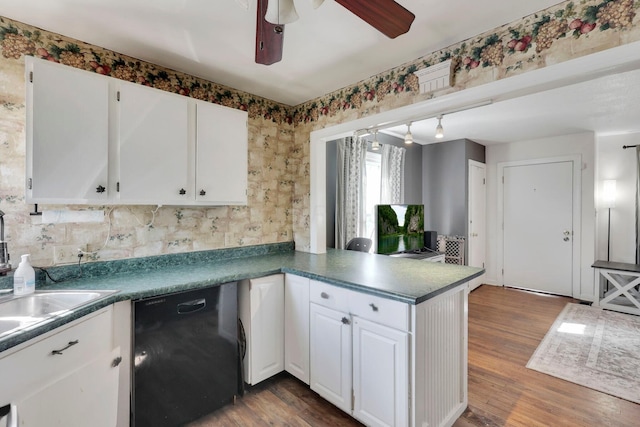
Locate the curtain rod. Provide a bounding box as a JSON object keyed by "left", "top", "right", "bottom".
{"left": 622, "top": 145, "right": 639, "bottom": 149}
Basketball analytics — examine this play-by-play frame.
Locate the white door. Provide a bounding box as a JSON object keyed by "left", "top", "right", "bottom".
{"left": 195, "top": 100, "right": 248, "bottom": 205}
{"left": 117, "top": 81, "right": 189, "bottom": 203}
{"left": 352, "top": 317, "right": 408, "bottom": 427}
{"left": 17, "top": 348, "right": 120, "bottom": 427}
{"left": 27, "top": 57, "right": 109, "bottom": 203}
{"left": 502, "top": 160, "right": 574, "bottom": 296}
{"left": 239, "top": 275, "right": 284, "bottom": 385}
{"left": 284, "top": 274, "right": 310, "bottom": 384}
{"left": 309, "top": 303, "right": 352, "bottom": 414}
{"left": 468, "top": 160, "right": 486, "bottom": 291}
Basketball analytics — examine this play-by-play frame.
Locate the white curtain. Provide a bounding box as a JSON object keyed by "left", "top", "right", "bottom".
{"left": 380, "top": 144, "right": 406, "bottom": 204}
{"left": 336, "top": 137, "right": 367, "bottom": 249}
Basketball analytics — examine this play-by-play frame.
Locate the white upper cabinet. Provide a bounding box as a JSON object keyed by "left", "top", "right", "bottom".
{"left": 25, "top": 57, "right": 248, "bottom": 206}
{"left": 26, "top": 56, "right": 110, "bottom": 204}
{"left": 196, "top": 101, "right": 248, "bottom": 205}
{"left": 117, "top": 81, "right": 190, "bottom": 204}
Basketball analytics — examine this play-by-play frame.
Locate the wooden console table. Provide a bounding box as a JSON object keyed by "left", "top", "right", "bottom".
{"left": 592, "top": 260, "right": 640, "bottom": 315}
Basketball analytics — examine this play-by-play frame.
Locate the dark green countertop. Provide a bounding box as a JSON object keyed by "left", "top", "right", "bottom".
{"left": 0, "top": 245, "right": 483, "bottom": 353}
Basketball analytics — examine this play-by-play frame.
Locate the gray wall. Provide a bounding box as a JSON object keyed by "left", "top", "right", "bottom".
{"left": 325, "top": 135, "right": 422, "bottom": 248}
{"left": 421, "top": 139, "right": 485, "bottom": 237}
{"left": 326, "top": 136, "right": 485, "bottom": 249}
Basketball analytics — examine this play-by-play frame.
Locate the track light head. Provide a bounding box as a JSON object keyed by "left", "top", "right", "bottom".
{"left": 404, "top": 123, "right": 413, "bottom": 144}
{"left": 435, "top": 115, "right": 444, "bottom": 139}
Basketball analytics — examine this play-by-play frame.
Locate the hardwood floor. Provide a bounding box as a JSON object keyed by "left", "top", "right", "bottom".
{"left": 189, "top": 285, "right": 640, "bottom": 426}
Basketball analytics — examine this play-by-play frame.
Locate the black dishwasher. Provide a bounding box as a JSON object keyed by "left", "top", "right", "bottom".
{"left": 132, "top": 283, "right": 238, "bottom": 427}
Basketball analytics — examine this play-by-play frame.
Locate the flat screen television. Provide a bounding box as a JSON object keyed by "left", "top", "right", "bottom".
{"left": 376, "top": 204, "right": 425, "bottom": 255}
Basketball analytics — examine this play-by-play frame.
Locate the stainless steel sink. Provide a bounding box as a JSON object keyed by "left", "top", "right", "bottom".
{"left": 0, "top": 290, "right": 118, "bottom": 338}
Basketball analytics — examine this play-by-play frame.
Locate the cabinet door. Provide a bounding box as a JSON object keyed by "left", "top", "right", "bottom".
{"left": 239, "top": 275, "right": 284, "bottom": 385}
{"left": 16, "top": 348, "right": 120, "bottom": 427}
{"left": 284, "top": 274, "right": 310, "bottom": 384}
{"left": 309, "top": 303, "right": 352, "bottom": 413}
{"left": 117, "top": 81, "right": 189, "bottom": 203}
{"left": 195, "top": 101, "right": 248, "bottom": 205}
{"left": 353, "top": 317, "right": 409, "bottom": 427}
{"left": 26, "top": 56, "right": 109, "bottom": 203}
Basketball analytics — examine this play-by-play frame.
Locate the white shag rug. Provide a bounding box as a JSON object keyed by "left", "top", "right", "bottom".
{"left": 527, "top": 303, "right": 640, "bottom": 404}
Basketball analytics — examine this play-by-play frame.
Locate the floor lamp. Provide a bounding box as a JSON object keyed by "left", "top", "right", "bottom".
{"left": 602, "top": 180, "right": 617, "bottom": 261}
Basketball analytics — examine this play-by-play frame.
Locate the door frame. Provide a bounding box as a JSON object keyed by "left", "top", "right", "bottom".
{"left": 497, "top": 155, "right": 582, "bottom": 297}
{"left": 467, "top": 159, "right": 486, "bottom": 291}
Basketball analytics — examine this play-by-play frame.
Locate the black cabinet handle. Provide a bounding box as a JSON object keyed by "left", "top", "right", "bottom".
{"left": 179, "top": 188, "right": 186, "bottom": 195}
{"left": 320, "top": 292, "right": 329, "bottom": 299}
{"left": 341, "top": 317, "right": 350, "bottom": 325}
{"left": 199, "top": 189, "right": 206, "bottom": 196}
{"left": 112, "top": 356, "right": 123, "bottom": 368}
{"left": 96, "top": 185, "right": 106, "bottom": 193}
{"left": 51, "top": 339, "right": 79, "bottom": 355}
{"left": 369, "top": 303, "right": 379, "bottom": 312}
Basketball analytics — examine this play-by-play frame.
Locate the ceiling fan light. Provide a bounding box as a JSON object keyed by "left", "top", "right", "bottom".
{"left": 435, "top": 116, "right": 444, "bottom": 139}
{"left": 404, "top": 123, "right": 413, "bottom": 144}
{"left": 265, "top": 0, "right": 299, "bottom": 25}
{"left": 311, "top": 0, "right": 325, "bottom": 9}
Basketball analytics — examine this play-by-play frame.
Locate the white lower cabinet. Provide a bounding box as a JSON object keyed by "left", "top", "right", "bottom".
{"left": 352, "top": 317, "right": 409, "bottom": 427}
{"left": 0, "top": 306, "right": 122, "bottom": 427}
{"left": 309, "top": 280, "right": 410, "bottom": 427}
{"left": 239, "top": 274, "right": 285, "bottom": 385}
{"left": 309, "top": 303, "right": 352, "bottom": 413}
{"left": 284, "top": 274, "right": 310, "bottom": 384}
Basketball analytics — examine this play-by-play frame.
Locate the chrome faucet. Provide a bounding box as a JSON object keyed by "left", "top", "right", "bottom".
{"left": 0, "top": 210, "right": 10, "bottom": 274}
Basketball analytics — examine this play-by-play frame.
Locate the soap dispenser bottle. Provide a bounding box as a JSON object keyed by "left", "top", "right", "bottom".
{"left": 13, "top": 254, "right": 35, "bottom": 295}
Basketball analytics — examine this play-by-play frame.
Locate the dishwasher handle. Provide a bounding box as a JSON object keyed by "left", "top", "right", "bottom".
{"left": 177, "top": 298, "right": 207, "bottom": 314}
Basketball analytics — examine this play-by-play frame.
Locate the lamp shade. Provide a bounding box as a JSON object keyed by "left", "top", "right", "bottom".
{"left": 602, "top": 179, "right": 616, "bottom": 208}
{"left": 265, "top": 0, "right": 299, "bottom": 25}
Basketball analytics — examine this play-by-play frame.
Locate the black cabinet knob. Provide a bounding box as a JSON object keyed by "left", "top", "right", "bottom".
{"left": 179, "top": 188, "right": 186, "bottom": 195}
{"left": 96, "top": 185, "right": 106, "bottom": 193}
{"left": 199, "top": 189, "right": 206, "bottom": 196}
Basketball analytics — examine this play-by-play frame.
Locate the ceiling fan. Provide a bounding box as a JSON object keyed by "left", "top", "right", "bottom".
{"left": 255, "top": 0, "right": 415, "bottom": 65}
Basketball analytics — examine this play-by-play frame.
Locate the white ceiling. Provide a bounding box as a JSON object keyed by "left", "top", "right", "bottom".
{"left": 2, "top": 0, "right": 639, "bottom": 145}
{"left": 382, "top": 66, "right": 640, "bottom": 145}
{"left": 0, "top": 0, "right": 562, "bottom": 105}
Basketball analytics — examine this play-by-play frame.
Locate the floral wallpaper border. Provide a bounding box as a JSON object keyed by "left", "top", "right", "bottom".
{"left": 0, "top": 16, "right": 293, "bottom": 125}
{"left": 1, "top": 0, "right": 639, "bottom": 128}
{"left": 291, "top": 0, "right": 639, "bottom": 124}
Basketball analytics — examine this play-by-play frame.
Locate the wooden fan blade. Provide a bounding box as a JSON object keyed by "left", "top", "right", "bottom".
{"left": 336, "top": 0, "right": 415, "bottom": 39}
{"left": 255, "top": 0, "right": 284, "bottom": 65}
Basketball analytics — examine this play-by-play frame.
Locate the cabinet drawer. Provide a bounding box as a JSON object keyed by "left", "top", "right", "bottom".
{"left": 349, "top": 292, "right": 409, "bottom": 331}
{"left": 309, "top": 280, "right": 350, "bottom": 313}
{"left": 0, "top": 307, "right": 113, "bottom": 403}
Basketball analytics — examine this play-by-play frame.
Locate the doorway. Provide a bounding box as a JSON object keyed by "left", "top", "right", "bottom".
{"left": 498, "top": 156, "right": 581, "bottom": 297}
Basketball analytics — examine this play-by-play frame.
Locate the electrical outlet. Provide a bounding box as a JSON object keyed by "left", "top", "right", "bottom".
{"left": 53, "top": 245, "right": 82, "bottom": 265}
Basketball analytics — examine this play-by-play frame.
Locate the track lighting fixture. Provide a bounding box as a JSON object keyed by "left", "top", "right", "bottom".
{"left": 371, "top": 130, "right": 380, "bottom": 151}
{"left": 265, "top": 0, "right": 299, "bottom": 25}
{"left": 435, "top": 115, "right": 444, "bottom": 139}
{"left": 404, "top": 122, "right": 413, "bottom": 144}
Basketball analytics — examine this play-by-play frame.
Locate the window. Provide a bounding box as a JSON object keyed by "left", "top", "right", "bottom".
{"left": 364, "top": 151, "right": 381, "bottom": 240}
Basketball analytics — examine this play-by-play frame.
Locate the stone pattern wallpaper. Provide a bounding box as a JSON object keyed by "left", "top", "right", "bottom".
{"left": 1, "top": 0, "right": 639, "bottom": 265}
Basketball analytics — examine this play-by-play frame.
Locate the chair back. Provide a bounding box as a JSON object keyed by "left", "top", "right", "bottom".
{"left": 346, "top": 238, "right": 372, "bottom": 252}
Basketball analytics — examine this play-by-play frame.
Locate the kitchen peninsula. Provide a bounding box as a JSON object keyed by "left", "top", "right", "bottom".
{"left": 0, "top": 243, "right": 483, "bottom": 427}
